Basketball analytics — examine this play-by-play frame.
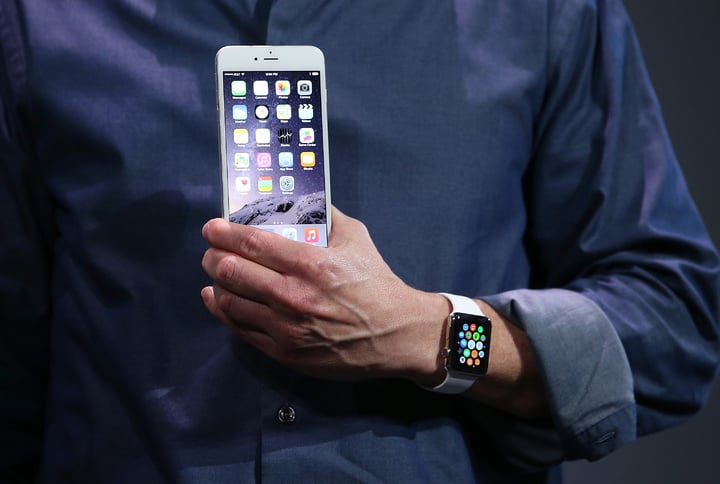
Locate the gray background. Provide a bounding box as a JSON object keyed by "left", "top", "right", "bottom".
{"left": 563, "top": 1, "right": 720, "bottom": 482}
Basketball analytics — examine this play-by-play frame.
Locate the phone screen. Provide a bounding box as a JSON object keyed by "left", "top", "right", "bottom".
{"left": 220, "top": 69, "right": 328, "bottom": 246}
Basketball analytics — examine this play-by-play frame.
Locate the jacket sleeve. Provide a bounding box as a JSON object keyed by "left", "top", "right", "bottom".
{"left": 0, "top": 2, "right": 55, "bottom": 480}
{"left": 476, "top": 0, "right": 719, "bottom": 468}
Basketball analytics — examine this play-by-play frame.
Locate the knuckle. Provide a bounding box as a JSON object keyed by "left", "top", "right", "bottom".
{"left": 215, "top": 254, "right": 238, "bottom": 282}
{"left": 349, "top": 217, "right": 370, "bottom": 237}
{"left": 313, "top": 255, "right": 338, "bottom": 278}
{"left": 201, "top": 249, "right": 213, "bottom": 271}
{"left": 215, "top": 289, "right": 236, "bottom": 314}
{"left": 295, "top": 251, "right": 337, "bottom": 283}
{"left": 237, "top": 228, "right": 265, "bottom": 259}
{"left": 268, "top": 278, "right": 307, "bottom": 311}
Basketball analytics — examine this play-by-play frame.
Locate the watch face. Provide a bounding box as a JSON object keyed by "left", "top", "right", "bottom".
{"left": 448, "top": 312, "right": 491, "bottom": 376}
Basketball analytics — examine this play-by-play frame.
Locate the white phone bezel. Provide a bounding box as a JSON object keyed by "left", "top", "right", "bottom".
{"left": 215, "top": 45, "right": 331, "bottom": 238}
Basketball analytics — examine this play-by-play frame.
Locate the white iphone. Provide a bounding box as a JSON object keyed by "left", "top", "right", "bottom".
{"left": 215, "top": 45, "right": 331, "bottom": 246}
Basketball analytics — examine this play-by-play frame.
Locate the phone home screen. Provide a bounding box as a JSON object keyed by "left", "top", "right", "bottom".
{"left": 222, "top": 70, "right": 328, "bottom": 246}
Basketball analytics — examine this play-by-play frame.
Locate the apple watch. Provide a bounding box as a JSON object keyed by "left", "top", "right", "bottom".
{"left": 427, "top": 293, "right": 492, "bottom": 394}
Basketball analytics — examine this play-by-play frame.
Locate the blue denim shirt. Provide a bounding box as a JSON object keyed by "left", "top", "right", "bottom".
{"left": 1, "top": 0, "right": 718, "bottom": 482}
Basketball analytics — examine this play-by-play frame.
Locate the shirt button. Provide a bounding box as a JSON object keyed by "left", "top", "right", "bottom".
{"left": 277, "top": 405, "right": 296, "bottom": 424}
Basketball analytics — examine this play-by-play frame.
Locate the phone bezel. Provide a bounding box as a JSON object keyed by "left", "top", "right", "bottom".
{"left": 215, "top": 45, "right": 332, "bottom": 240}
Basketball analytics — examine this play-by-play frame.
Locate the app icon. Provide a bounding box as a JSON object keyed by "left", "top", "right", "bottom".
{"left": 232, "top": 105, "right": 247, "bottom": 120}
{"left": 231, "top": 80, "right": 246, "bottom": 97}
{"left": 233, "top": 128, "right": 249, "bottom": 144}
{"left": 277, "top": 128, "right": 293, "bottom": 144}
{"left": 257, "top": 176, "right": 272, "bottom": 192}
{"left": 299, "top": 127, "right": 315, "bottom": 143}
{"left": 279, "top": 176, "right": 294, "bottom": 191}
{"left": 304, "top": 227, "right": 320, "bottom": 243}
{"left": 275, "top": 80, "right": 291, "bottom": 96}
{"left": 256, "top": 152, "right": 272, "bottom": 168}
{"left": 234, "top": 152, "right": 250, "bottom": 168}
{"left": 276, "top": 104, "right": 291, "bottom": 120}
{"left": 297, "top": 80, "right": 312, "bottom": 95}
{"left": 255, "top": 105, "right": 269, "bottom": 120}
{"left": 235, "top": 176, "right": 250, "bottom": 192}
{"left": 282, "top": 228, "right": 298, "bottom": 241}
{"left": 256, "top": 128, "right": 271, "bottom": 144}
{"left": 278, "top": 152, "right": 293, "bottom": 168}
{"left": 300, "top": 151, "right": 316, "bottom": 167}
{"left": 253, "top": 80, "right": 268, "bottom": 96}
{"left": 298, "top": 104, "right": 314, "bottom": 120}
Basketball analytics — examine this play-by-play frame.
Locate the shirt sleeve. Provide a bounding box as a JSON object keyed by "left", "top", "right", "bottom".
{"left": 0, "top": 2, "right": 54, "bottom": 480}
{"left": 476, "top": 0, "right": 720, "bottom": 468}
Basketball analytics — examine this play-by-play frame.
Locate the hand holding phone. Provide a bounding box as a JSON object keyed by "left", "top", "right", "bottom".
{"left": 215, "top": 45, "right": 331, "bottom": 246}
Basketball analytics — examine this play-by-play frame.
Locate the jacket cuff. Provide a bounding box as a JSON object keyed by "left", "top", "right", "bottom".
{"left": 479, "top": 288, "right": 636, "bottom": 465}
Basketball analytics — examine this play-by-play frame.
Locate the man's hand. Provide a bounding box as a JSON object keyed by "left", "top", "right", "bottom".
{"left": 201, "top": 207, "right": 548, "bottom": 418}
{"left": 201, "top": 207, "right": 449, "bottom": 384}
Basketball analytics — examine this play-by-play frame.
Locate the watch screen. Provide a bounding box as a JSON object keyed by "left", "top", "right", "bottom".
{"left": 448, "top": 312, "right": 491, "bottom": 376}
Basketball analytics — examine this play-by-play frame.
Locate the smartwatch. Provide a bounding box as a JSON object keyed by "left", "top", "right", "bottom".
{"left": 427, "top": 293, "right": 492, "bottom": 394}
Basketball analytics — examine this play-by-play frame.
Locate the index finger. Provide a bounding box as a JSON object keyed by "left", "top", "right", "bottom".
{"left": 202, "top": 218, "right": 319, "bottom": 273}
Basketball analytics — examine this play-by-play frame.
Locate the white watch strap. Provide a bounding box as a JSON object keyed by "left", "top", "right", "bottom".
{"left": 428, "top": 293, "right": 484, "bottom": 394}
{"left": 441, "top": 293, "right": 485, "bottom": 317}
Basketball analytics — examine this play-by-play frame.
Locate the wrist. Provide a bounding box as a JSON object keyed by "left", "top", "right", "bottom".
{"left": 394, "top": 290, "right": 450, "bottom": 387}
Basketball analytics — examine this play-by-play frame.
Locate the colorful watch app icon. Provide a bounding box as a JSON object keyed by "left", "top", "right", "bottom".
{"left": 457, "top": 323, "right": 486, "bottom": 368}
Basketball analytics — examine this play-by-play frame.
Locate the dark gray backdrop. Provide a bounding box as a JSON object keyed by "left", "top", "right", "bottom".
{"left": 563, "top": 1, "right": 720, "bottom": 482}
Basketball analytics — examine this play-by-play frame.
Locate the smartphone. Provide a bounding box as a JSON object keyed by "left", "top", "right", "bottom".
{"left": 215, "top": 45, "right": 331, "bottom": 246}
